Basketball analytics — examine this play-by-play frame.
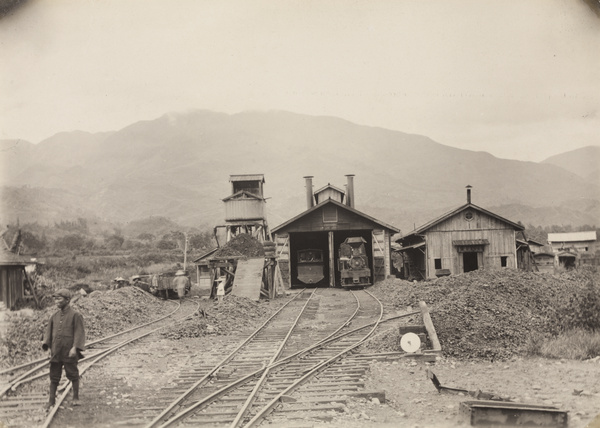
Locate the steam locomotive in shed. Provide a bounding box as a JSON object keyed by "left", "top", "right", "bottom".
{"left": 338, "top": 237, "right": 371, "bottom": 288}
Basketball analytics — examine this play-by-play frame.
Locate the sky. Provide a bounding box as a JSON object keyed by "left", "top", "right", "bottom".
{"left": 1, "top": 0, "right": 599, "bottom": 162}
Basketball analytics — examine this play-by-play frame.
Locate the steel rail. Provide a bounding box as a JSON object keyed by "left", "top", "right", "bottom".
{"left": 161, "top": 307, "right": 421, "bottom": 426}
{"left": 0, "top": 299, "right": 182, "bottom": 399}
{"left": 0, "top": 297, "right": 179, "bottom": 377}
{"left": 144, "top": 289, "right": 312, "bottom": 428}
{"left": 229, "top": 287, "right": 321, "bottom": 427}
{"left": 242, "top": 289, "right": 385, "bottom": 427}
{"left": 36, "top": 299, "right": 201, "bottom": 428}
{"left": 156, "top": 291, "right": 374, "bottom": 428}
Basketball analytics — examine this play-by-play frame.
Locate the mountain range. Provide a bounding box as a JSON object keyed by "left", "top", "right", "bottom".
{"left": 1, "top": 110, "right": 599, "bottom": 235}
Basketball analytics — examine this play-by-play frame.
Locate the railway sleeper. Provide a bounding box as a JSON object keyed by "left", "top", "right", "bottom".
{"left": 275, "top": 403, "right": 346, "bottom": 413}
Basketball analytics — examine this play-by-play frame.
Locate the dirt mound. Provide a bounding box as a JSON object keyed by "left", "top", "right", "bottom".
{"left": 0, "top": 287, "right": 171, "bottom": 368}
{"left": 369, "top": 268, "right": 598, "bottom": 360}
{"left": 213, "top": 234, "right": 265, "bottom": 258}
{"left": 163, "top": 295, "right": 281, "bottom": 339}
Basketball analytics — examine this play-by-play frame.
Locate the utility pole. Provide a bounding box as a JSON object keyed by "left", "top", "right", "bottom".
{"left": 183, "top": 233, "right": 189, "bottom": 270}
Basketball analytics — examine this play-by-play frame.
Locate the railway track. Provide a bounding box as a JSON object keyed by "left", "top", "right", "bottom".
{"left": 142, "top": 288, "right": 390, "bottom": 428}
{"left": 0, "top": 298, "right": 200, "bottom": 428}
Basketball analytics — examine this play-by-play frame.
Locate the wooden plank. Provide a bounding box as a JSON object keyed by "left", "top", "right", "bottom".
{"left": 419, "top": 301, "right": 442, "bottom": 352}
{"left": 231, "top": 258, "right": 264, "bottom": 301}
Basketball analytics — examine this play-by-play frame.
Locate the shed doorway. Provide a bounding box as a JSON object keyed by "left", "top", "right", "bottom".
{"left": 463, "top": 252, "right": 479, "bottom": 272}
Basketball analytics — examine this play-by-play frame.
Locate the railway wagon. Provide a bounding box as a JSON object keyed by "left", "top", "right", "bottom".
{"left": 339, "top": 237, "right": 371, "bottom": 288}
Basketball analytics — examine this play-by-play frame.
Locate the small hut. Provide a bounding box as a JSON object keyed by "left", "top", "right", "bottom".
{"left": 0, "top": 250, "right": 37, "bottom": 310}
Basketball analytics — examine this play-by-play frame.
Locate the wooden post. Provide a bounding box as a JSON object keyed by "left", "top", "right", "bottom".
{"left": 419, "top": 301, "right": 442, "bottom": 353}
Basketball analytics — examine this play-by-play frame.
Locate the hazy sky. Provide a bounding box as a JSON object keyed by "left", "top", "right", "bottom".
{"left": 1, "top": 0, "right": 599, "bottom": 162}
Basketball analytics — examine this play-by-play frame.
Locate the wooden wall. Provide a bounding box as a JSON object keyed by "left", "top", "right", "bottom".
{"left": 278, "top": 205, "right": 380, "bottom": 233}
{"left": 0, "top": 266, "right": 24, "bottom": 310}
{"left": 424, "top": 209, "right": 518, "bottom": 279}
{"left": 224, "top": 198, "right": 266, "bottom": 221}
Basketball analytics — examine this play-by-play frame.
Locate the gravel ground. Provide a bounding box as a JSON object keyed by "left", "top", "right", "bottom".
{"left": 3, "top": 268, "right": 600, "bottom": 428}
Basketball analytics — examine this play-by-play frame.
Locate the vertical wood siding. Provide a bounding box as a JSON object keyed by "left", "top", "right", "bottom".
{"left": 274, "top": 233, "right": 290, "bottom": 286}
{"left": 424, "top": 210, "right": 518, "bottom": 278}
{"left": 224, "top": 199, "right": 266, "bottom": 221}
{"left": 0, "top": 266, "right": 24, "bottom": 310}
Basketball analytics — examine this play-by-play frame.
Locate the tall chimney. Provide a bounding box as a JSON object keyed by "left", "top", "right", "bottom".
{"left": 466, "top": 185, "right": 472, "bottom": 204}
{"left": 304, "top": 176, "right": 314, "bottom": 209}
{"left": 346, "top": 174, "right": 355, "bottom": 208}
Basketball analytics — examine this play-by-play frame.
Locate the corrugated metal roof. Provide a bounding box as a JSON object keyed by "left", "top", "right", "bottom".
{"left": 453, "top": 239, "right": 490, "bottom": 246}
{"left": 229, "top": 174, "right": 265, "bottom": 183}
{"left": 547, "top": 231, "right": 597, "bottom": 243}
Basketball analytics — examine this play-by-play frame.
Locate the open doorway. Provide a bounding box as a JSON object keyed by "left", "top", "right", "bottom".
{"left": 463, "top": 252, "right": 479, "bottom": 272}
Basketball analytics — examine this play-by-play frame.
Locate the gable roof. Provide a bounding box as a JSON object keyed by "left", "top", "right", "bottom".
{"left": 547, "top": 231, "right": 597, "bottom": 243}
{"left": 271, "top": 199, "right": 399, "bottom": 234}
{"left": 313, "top": 183, "right": 345, "bottom": 195}
{"left": 222, "top": 190, "right": 264, "bottom": 202}
{"left": 400, "top": 203, "right": 524, "bottom": 240}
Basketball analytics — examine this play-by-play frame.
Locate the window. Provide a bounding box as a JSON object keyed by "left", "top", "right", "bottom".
{"left": 464, "top": 211, "right": 474, "bottom": 221}
{"left": 501, "top": 256, "right": 507, "bottom": 267}
{"left": 434, "top": 258, "right": 442, "bottom": 269}
{"left": 323, "top": 205, "right": 338, "bottom": 223}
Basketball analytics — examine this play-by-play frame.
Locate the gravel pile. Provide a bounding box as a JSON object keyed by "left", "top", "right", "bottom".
{"left": 163, "top": 295, "right": 280, "bottom": 339}
{"left": 0, "top": 287, "right": 171, "bottom": 368}
{"left": 213, "top": 234, "right": 265, "bottom": 258}
{"left": 369, "top": 268, "right": 598, "bottom": 360}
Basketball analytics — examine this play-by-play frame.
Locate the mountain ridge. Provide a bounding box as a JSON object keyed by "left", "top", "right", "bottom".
{"left": 1, "top": 109, "right": 598, "bottom": 232}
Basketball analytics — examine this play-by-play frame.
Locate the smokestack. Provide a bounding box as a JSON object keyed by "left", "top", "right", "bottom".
{"left": 304, "top": 176, "right": 314, "bottom": 209}
{"left": 346, "top": 174, "right": 355, "bottom": 208}
{"left": 466, "top": 185, "right": 472, "bottom": 204}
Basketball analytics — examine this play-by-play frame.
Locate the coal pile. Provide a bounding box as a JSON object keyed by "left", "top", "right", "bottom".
{"left": 163, "top": 295, "right": 281, "bottom": 339}
{"left": 213, "top": 234, "right": 265, "bottom": 258}
{"left": 0, "top": 287, "right": 171, "bottom": 368}
{"left": 370, "top": 268, "right": 598, "bottom": 360}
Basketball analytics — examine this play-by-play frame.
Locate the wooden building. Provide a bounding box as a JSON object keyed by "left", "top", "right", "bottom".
{"left": 395, "top": 186, "right": 524, "bottom": 280}
{"left": 547, "top": 231, "right": 597, "bottom": 255}
{"left": 271, "top": 175, "right": 400, "bottom": 288}
{"left": 0, "top": 250, "right": 34, "bottom": 310}
{"left": 532, "top": 252, "right": 557, "bottom": 273}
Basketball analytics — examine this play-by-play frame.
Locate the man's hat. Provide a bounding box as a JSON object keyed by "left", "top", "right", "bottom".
{"left": 175, "top": 270, "right": 186, "bottom": 276}
{"left": 115, "top": 277, "right": 125, "bottom": 281}
{"left": 131, "top": 275, "right": 141, "bottom": 280}
{"left": 53, "top": 289, "right": 71, "bottom": 300}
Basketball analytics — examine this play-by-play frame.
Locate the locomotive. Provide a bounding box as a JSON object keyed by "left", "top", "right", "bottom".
{"left": 297, "top": 249, "right": 325, "bottom": 284}
{"left": 338, "top": 237, "right": 371, "bottom": 288}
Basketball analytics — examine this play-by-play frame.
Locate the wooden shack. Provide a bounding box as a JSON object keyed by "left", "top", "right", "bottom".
{"left": 271, "top": 175, "right": 400, "bottom": 288}
{"left": 532, "top": 252, "right": 555, "bottom": 273}
{"left": 0, "top": 250, "right": 34, "bottom": 310}
{"left": 395, "top": 186, "right": 524, "bottom": 280}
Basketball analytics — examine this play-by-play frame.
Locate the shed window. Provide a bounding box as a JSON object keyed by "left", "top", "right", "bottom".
{"left": 434, "top": 258, "right": 442, "bottom": 269}
{"left": 501, "top": 256, "right": 507, "bottom": 267}
{"left": 323, "top": 206, "right": 338, "bottom": 223}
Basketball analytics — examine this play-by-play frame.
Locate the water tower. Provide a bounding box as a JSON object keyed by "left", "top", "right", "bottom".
{"left": 217, "top": 174, "right": 271, "bottom": 243}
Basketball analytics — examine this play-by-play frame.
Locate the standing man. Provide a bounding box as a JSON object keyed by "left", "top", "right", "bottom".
{"left": 42, "top": 289, "right": 85, "bottom": 409}
{"left": 172, "top": 270, "right": 190, "bottom": 300}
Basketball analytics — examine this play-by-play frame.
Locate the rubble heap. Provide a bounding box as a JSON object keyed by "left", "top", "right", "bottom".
{"left": 163, "top": 295, "right": 281, "bottom": 339}
{"left": 370, "top": 268, "right": 598, "bottom": 360}
{"left": 213, "top": 233, "right": 265, "bottom": 258}
{"left": 0, "top": 287, "right": 172, "bottom": 368}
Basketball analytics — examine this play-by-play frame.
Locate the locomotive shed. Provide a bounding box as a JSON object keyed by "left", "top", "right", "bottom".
{"left": 272, "top": 175, "right": 399, "bottom": 288}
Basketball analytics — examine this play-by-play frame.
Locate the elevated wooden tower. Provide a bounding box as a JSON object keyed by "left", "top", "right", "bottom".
{"left": 215, "top": 174, "right": 271, "bottom": 243}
